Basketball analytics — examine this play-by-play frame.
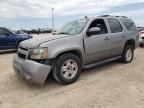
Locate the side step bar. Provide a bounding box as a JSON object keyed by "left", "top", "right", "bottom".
{"left": 82, "top": 56, "right": 121, "bottom": 69}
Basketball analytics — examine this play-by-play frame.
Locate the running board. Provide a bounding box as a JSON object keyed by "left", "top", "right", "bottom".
{"left": 82, "top": 56, "right": 121, "bottom": 69}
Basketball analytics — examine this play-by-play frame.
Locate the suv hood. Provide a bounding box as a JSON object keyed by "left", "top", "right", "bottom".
{"left": 19, "top": 34, "right": 69, "bottom": 48}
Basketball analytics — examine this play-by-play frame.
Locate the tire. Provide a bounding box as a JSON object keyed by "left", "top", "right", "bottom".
{"left": 53, "top": 53, "right": 81, "bottom": 85}
{"left": 121, "top": 45, "right": 134, "bottom": 63}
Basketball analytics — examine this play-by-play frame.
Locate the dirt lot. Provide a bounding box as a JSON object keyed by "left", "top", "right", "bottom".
{"left": 0, "top": 48, "right": 144, "bottom": 108}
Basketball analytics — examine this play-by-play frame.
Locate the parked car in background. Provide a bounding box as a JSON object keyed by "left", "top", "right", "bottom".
{"left": 28, "top": 28, "right": 53, "bottom": 34}
{"left": 0, "top": 27, "right": 32, "bottom": 50}
{"left": 15, "top": 30, "right": 28, "bottom": 35}
{"left": 139, "top": 30, "right": 144, "bottom": 47}
{"left": 137, "top": 27, "right": 144, "bottom": 47}
{"left": 13, "top": 15, "right": 139, "bottom": 85}
{"left": 137, "top": 27, "right": 144, "bottom": 32}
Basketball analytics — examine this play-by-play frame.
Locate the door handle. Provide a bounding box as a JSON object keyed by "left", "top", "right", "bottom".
{"left": 104, "top": 37, "right": 110, "bottom": 40}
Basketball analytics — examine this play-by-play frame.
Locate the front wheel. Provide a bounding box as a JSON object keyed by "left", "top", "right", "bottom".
{"left": 121, "top": 45, "right": 134, "bottom": 63}
{"left": 53, "top": 53, "right": 81, "bottom": 85}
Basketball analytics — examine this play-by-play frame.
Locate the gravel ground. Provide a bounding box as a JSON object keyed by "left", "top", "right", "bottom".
{"left": 0, "top": 47, "right": 144, "bottom": 108}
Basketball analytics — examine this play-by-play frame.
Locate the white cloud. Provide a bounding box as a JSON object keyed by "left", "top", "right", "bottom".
{"left": 111, "top": 9, "right": 144, "bottom": 16}
{"left": 0, "top": 0, "right": 144, "bottom": 18}
{"left": 102, "top": 0, "right": 144, "bottom": 6}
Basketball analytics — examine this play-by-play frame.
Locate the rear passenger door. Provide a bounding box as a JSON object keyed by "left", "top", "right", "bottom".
{"left": 107, "top": 18, "right": 124, "bottom": 57}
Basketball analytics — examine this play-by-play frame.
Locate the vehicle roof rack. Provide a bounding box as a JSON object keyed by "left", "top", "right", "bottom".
{"left": 115, "top": 16, "right": 128, "bottom": 18}
{"left": 98, "top": 15, "right": 128, "bottom": 18}
{"left": 98, "top": 15, "right": 110, "bottom": 17}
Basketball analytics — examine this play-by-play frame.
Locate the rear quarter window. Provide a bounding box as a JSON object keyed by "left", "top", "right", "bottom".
{"left": 120, "top": 18, "right": 137, "bottom": 31}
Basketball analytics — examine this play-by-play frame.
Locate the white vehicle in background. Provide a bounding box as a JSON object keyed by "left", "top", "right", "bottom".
{"left": 138, "top": 28, "right": 144, "bottom": 47}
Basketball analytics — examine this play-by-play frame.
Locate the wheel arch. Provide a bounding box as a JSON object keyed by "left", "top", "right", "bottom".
{"left": 124, "top": 39, "right": 135, "bottom": 49}
{"left": 54, "top": 49, "right": 83, "bottom": 63}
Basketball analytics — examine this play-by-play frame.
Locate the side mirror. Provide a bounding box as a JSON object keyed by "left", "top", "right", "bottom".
{"left": 87, "top": 27, "right": 101, "bottom": 36}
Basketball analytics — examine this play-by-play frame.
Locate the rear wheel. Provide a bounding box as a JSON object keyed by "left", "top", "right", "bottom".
{"left": 121, "top": 45, "right": 134, "bottom": 63}
{"left": 53, "top": 53, "right": 81, "bottom": 85}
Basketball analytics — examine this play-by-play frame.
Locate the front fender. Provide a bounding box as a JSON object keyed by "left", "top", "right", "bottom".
{"left": 53, "top": 47, "right": 82, "bottom": 58}
{"left": 39, "top": 35, "right": 86, "bottom": 63}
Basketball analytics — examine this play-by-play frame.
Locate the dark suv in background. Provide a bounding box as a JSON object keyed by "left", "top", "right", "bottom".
{"left": 0, "top": 27, "right": 32, "bottom": 50}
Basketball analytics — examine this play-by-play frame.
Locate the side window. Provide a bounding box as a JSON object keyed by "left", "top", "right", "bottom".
{"left": 0, "top": 28, "right": 11, "bottom": 36}
{"left": 88, "top": 19, "right": 108, "bottom": 35}
{"left": 120, "top": 18, "right": 137, "bottom": 31}
{"left": 108, "top": 18, "right": 123, "bottom": 33}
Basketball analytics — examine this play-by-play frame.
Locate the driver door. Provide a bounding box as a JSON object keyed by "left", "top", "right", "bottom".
{"left": 84, "top": 18, "right": 111, "bottom": 64}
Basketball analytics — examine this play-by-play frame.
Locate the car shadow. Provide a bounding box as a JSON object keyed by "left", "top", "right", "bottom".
{"left": 0, "top": 49, "right": 17, "bottom": 55}
{"left": 10, "top": 60, "right": 124, "bottom": 100}
{"left": 81, "top": 61, "right": 119, "bottom": 77}
{"left": 24, "top": 60, "right": 121, "bottom": 88}
{"left": 17, "top": 61, "right": 120, "bottom": 99}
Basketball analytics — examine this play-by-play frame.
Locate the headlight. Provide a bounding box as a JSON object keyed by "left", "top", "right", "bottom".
{"left": 30, "top": 48, "right": 48, "bottom": 59}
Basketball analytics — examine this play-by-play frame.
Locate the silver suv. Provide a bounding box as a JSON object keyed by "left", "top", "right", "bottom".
{"left": 13, "top": 15, "right": 139, "bottom": 85}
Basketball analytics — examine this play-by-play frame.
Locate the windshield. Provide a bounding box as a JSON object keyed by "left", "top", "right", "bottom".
{"left": 5, "top": 28, "right": 15, "bottom": 34}
{"left": 0, "top": 28, "right": 14, "bottom": 35}
{"left": 58, "top": 19, "right": 88, "bottom": 35}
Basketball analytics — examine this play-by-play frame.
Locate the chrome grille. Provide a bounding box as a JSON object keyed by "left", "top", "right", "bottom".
{"left": 18, "top": 47, "right": 29, "bottom": 59}
{"left": 18, "top": 53, "right": 26, "bottom": 59}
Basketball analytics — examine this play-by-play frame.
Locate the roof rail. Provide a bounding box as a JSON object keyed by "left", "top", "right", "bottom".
{"left": 98, "top": 15, "right": 110, "bottom": 17}
{"left": 98, "top": 15, "right": 128, "bottom": 18}
{"left": 115, "top": 16, "right": 128, "bottom": 18}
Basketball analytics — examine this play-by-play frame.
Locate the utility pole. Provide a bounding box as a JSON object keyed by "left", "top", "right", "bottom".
{"left": 52, "top": 8, "right": 55, "bottom": 31}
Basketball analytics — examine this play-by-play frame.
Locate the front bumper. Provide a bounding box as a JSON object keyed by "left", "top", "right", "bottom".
{"left": 13, "top": 55, "right": 51, "bottom": 85}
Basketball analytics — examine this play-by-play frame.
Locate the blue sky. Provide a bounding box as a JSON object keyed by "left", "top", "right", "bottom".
{"left": 0, "top": 0, "right": 144, "bottom": 29}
